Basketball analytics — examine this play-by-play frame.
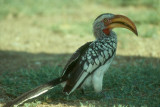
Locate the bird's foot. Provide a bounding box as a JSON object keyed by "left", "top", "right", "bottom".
{"left": 99, "top": 90, "right": 113, "bottom": 101}
{"left": 81, "top": 89, "right": 85, "bottom": 95}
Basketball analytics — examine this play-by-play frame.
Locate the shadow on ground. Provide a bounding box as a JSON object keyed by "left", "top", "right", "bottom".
{"left": 0, "top": 50, "right": 159, "bottom": 73}
{"left": 0, "top": 50, "right": 160, "bottom": 106}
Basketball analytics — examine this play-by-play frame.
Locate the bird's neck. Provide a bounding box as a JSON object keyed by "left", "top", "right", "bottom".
{"left": 94, "top": 30, "right": 117, "bottom": 40}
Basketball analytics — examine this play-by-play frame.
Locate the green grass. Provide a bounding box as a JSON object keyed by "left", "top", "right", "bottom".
{"left": 0, "top": 0, "right": 159, "bottom": 39}
{"left": 0, "top": 61, "right": 160, "bottom": 106}
{"left": 0, "top": 0, "right": 160, "bottom": 106}
{"left": 0, "top": 0, "right": 160, "bottom": 24}
{"left": 0, "top": 66, "right": 62, "bottom": 98}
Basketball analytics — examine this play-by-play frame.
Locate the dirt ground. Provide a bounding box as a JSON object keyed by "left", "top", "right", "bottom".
{"left": 0, "top": 16, "right": 160, "bottom": 73}
{"left": 0, "top": 8, "right": 160, "bottom": 106}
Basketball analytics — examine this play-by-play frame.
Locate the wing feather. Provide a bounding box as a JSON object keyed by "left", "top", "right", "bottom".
{"left": 63, "top": 36, "right": 117, "bottom": 95}
{"left": 61, "top": 42, "right": 92, "bottom": 77}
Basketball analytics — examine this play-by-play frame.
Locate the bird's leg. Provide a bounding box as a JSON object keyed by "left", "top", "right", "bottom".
{"left": 97, "top": 90, "right": 105, "bottom": 97}
{"left": 81, "top": 88, "right": 85, "bottom": 95}
{"left": 100, "top": 89, "right": 113, "bottom": 101}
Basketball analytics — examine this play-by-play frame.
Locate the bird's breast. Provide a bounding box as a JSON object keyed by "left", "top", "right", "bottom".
{"left": 79, "top": 37, "right": 117, "bottom": 88}
{"left": 82, "top": 53, "right": 115, "bottom": 90}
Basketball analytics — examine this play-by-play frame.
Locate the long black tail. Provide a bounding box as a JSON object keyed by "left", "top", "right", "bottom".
{"left": 4, "top": 77, "right": 66, "bottom": 107}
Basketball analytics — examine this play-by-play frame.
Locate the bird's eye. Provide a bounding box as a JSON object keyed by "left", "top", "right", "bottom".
{"left": 104, "top": 18, "right": 108, "bottom": 22}
{"left": 103, "top": 18, "right": 111, "bottom": 25}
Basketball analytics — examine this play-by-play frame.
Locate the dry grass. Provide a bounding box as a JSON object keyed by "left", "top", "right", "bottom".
{"left": 0, "top": 0, "right": 160, "bottom": 106}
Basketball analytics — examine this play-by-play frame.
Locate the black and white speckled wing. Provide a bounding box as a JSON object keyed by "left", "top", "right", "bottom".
{"left": 61, "top": 42, "right": 92, "bottom": 77}
{"left": 63, "top": 35, "right": 117, "bottom": 95}
{"left": 4, "top": 42, "right": 93, "bottom": 107}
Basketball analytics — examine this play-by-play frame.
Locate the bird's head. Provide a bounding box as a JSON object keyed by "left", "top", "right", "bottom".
{"left": 93, "top": 13, "right": 138, "bottom": 38}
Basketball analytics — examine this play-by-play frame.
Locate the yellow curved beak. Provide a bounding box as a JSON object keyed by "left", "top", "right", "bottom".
{"left": 106, "top": 15, "right": 138, "bottom": 36}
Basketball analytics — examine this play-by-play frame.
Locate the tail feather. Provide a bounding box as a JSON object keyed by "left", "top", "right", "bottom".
{"left": 4, "top": 77, "right": 65, "bottom": 107}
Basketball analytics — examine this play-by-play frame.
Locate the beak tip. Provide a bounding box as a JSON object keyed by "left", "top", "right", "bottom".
{"left": 135, "top": 30, "right": 138, "bottom": 36}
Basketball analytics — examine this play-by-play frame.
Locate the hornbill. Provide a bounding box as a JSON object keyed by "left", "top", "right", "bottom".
{"left": 4, "top": 13, "right": 138, "bottom": 107}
